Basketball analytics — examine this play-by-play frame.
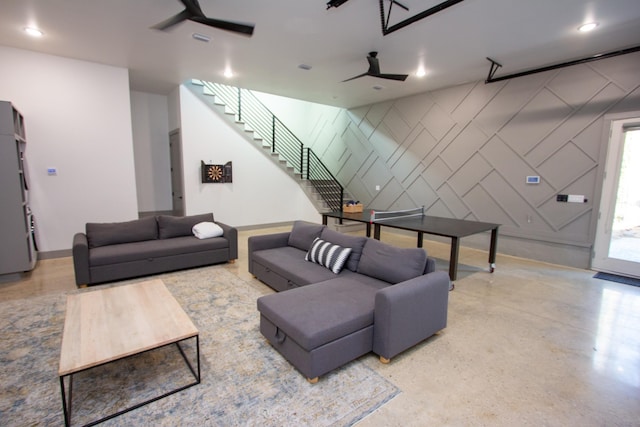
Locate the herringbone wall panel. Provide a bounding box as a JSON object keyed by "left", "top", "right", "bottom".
{"left": 304, "top": 52, "right": 640, "bottom": 259}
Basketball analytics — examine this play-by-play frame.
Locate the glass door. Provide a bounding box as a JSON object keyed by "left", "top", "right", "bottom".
{"left": 593, "top": 115, "right": 640, "bottom": 278}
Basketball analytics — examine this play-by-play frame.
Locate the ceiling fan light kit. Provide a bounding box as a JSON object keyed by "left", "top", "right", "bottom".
{"left": 342, "top": 51, "right": 409, "bottom": 83}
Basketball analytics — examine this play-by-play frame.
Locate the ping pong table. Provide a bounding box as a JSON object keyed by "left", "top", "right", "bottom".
{"left": 322, "top": 209, "right": 499, "bottom": 281}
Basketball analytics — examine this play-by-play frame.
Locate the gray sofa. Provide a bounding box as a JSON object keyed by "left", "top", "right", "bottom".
{"left": 73, "top": 213, "right": 237, "bottom": 286}
{"left": 250, "top": 221, "right": 450, "bottom": 382}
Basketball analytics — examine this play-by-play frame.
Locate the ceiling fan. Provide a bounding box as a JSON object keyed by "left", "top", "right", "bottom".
{"left": 342, "top": 52, "right": 409, "bottom": 82}
{"left": 151, "top": 0, "right": 255, "bottom": 36}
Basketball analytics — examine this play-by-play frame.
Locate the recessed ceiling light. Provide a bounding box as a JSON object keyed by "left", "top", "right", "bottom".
{"left": 224, "top": 68, "right": 234, "bottom": 78}
{"left": 24, "top": 27, "right": 43, "bottom": 37}
{"left": 372, "top": 85, "right": 385, "bottom": 91}
{"left": 416, "top": 68, "right": 427, "bottom": 78}
{"left": 578, "top": 22, "right": 598, "bottom": 32}
{"left": 298, "top": 64, "right": 312, "bottom": 71}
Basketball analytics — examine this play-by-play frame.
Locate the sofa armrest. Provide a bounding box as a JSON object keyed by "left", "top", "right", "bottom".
{"left": 425, "top": 256, "right": 437, "bottom": 274}
{"left": 247, "top": 232, "right": 291, "bottom": 274}
{"left": 72, "top": 233, "right": 91, "bottom": 286}
{"left": 373, "top": 270, "right": 450, "bottom": 360}
{"left": 217, "top": 221, "right": 238, "bottom": 260}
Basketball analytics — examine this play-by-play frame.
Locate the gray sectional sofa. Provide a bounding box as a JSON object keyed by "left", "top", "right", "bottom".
{"left": 250, "top": 221, "right": 450, "bottom": 382}
{"left": 73, "top": 213, "right": 237, "bottom": 286}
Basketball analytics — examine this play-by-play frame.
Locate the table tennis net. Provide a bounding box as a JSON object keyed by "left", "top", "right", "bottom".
{"left": 370, "top": 206, "right": 424, "bottom": 223}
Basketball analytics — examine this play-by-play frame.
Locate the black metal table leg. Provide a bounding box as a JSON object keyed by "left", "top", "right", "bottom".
{"left": 60, "top": 335, "right": 200, "bottom": 427}
{"left": 373, "top": 224, "right": 381, "bottom": 240}
{"left": 449, "top": 236, "right": 460, "bottom": 281}
{"left": 60, "top": 374, "right": 72, "bottom": 427}
{"left": 489, "top": 227, "right": 498, "bottom": 273}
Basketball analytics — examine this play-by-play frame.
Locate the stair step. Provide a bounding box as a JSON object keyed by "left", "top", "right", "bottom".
{"left": 191, "top": 80, "right": 344, "bottom": 216}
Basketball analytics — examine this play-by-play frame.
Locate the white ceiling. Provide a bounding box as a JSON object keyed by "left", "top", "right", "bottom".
{"left": 1, "top": 0, "right": 639, "bottom": 108}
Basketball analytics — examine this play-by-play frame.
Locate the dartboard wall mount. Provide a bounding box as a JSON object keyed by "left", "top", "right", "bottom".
{"left": 201, "top": 161, "right": 232, "bottom": 183}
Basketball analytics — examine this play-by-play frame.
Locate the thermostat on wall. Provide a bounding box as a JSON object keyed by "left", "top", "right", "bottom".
{"left": 526, "top": 176, "right": 540, "bottom": 184}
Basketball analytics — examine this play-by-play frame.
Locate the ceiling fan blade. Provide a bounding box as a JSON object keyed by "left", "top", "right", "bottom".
{"left": 374, "top": 73, "right": 409, "bottom": 81}
{"left": 190, "top": 16, "right": 255, "bottom": 36}
{"left": 150, "top": 9, "right": 193, "bottom": 31}
{"left": 342, "top": 72, "right": 368, "bottom": 82}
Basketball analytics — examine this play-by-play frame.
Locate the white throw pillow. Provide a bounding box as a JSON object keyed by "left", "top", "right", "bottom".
{"left": 192, "top": 222, "right": 223, "bottom": 239}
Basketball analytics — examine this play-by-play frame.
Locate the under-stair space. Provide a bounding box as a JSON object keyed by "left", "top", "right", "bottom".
{"left": 187, "top": 79, "right": 356, "bottom": 217}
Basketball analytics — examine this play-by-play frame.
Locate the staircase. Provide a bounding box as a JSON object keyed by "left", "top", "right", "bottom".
{"left": 188, "top": 80, "right": 348, "bottom": 214}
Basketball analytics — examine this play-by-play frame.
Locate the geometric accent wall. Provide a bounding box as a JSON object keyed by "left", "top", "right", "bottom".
{"left": 304, "top": 52, "right": 640, "bottom": 264}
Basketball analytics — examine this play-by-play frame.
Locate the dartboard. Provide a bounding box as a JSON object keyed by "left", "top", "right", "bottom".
{"left": 207, "top": 165, "right": 223, "bottom": 182}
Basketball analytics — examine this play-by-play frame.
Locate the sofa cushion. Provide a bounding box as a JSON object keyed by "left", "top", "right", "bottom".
{"left": 192, "top": 221, "right": 223, "bottom": 239}
{"left": 89, "top": 235, "right": 229, "bottom": 266}
{"left": 357, "top": 238, "right": 427, "bottom": 284}
{"left": 320, "top": 228, "right": 367, "bottom": 272}
{"left": 257, "top": 278, "right": 379, "bottom": 351}
{"left": 305, "top": 238, "right": 352, "bottom": 274}
{"left": 287, "top": 221, "right": 325, "bottom": 251}
{"left": 86, "top": 216, "right": 158, "bottom": 248}
{"left": 252, "top": 246, "right": 343, "bottom": 286}
{"left": 157, "top": 213, "right": 214, "bottom": 239}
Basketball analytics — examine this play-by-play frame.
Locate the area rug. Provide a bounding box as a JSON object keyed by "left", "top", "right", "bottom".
{"left": 0, "top": 266, "right": 399, "bottom": 426}
{"left": 593, "top": 271, "right": 640, "bottom": 287}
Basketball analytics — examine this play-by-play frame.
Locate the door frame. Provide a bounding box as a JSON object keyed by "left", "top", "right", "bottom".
{"left": 592, "top": 111, "right": 640, "bottom": 278}
{"left": 169, "top": 128, "right": 185, "bottom": 217}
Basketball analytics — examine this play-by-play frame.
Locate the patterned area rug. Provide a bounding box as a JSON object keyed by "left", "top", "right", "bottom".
{"left": 0, "top": 266, "right": 399, "bottom": 426}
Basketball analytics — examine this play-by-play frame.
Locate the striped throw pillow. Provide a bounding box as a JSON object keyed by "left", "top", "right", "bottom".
{"left": 305, "top": 238, "right": 353, "bottom": 274}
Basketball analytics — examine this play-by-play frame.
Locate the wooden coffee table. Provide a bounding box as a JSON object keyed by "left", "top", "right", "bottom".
{"left": 58, "top": 279, "right": 200, "bottom": 426}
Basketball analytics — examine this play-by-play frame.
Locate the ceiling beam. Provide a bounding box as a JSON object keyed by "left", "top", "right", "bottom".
{"left": 485, "top": 45, "right": 640, "bottom": 83}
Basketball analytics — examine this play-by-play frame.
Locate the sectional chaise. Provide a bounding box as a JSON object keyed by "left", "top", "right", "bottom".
{"left": 250, "top": 221, "right": 450, "bottom": 382}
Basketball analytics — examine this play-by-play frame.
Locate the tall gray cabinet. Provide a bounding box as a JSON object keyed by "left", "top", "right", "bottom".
{"left": 0, "top": 101, "right": 37, "bottom": 276}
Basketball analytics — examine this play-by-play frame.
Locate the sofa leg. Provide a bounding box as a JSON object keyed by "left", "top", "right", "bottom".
{"left": 307, "top": 377, "right": 319, "bottom": 384}
{"left": 379, "top": 356, "right": 391, "bottom": 364}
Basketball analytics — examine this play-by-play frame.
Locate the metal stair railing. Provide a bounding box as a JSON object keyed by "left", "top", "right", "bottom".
{"left": 305, "top": 148, "right": 344, "bottom": 212}
{"left": 201, "top": 81, "right": 344, "bottom": 211}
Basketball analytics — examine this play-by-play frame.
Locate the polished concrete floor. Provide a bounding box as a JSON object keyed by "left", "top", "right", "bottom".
{"left": 2, "top": 226, "right": 640, "bottom": 426}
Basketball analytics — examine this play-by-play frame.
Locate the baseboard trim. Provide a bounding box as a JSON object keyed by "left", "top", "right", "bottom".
{"left": 139, "top": 210, "right": 173, "bottom": 218}
{"left": 38, "top": 249, "right": 72, "bottom": 260}
{"left": 236, "top": 221, "right": 294, "bottom": 231}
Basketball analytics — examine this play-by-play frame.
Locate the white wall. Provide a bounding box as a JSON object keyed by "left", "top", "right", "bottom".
{"left": 0, "top": 46, "right": 138, "bottom": 253}
{"left": 178, "top": 86, "right": 320, "bottom": 226}
{"left": 253, "top": 90, "right": 343, "bottom": 147}
{"left": 130, "top": 91, "right": 172, "bottom": 213}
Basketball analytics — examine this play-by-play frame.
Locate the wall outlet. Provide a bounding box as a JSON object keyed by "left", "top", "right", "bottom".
{"left": 375, "top": 185, "right": 380, "bottom": 191}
